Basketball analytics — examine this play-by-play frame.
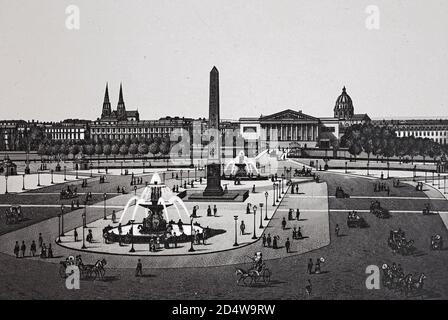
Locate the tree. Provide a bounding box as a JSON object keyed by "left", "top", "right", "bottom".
{"left": 103, "top": 144, "right": 111, "bottom": 161}
{"left": 37, "top": 144, "right": 46, "bottom": 161}
{"left": 138, "top": 143, "right": 149, "bottom": 157}
{"left": 119, "top": 144, "right": 129, "bottom": 157}
{"left": 85, "top": 144, "right": 95, "bottom": 161}
{"left": 129, "top": 143, "right": 138, "bottom": 161}
{"left": 111, "top": 144, "right": 120, "bottom": 162}
{"left": 159, "top": 141, "right": 171, "bottom": 168}
{"left": 149, "top": 142, "right": 160, "bottom": 157}
{"left": 69, "top": 144, "right": 80, "bottom": 159}
{"left": 95, "top": 144, "right": 103, "bottom": 166}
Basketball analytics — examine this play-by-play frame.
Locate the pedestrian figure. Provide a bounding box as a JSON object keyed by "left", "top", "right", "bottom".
{"left": 262, "top": 234, "right": 266, "bottom": 247}
{"left": 292, "top": 227, "right": 297, "bottom": 240}
{"left": 273, "top": 235, "right": 279, "bottom": 249}
{"left": 47, "top": 244, "right": 54, "bottom": 258}
{"left": 30, "top": 240, "right": 36, "bottom": 257}
{"left": 267, "top": 233, "right": 272, "bottom": 247}
{"left": 74, "top": 228, "right": 78, "bottom": 242}
{"left": 246, "top": 203, "right": 251, "bottom": 214}
{"left": 207, "top": 205, "right": 212, "bottom": 216}
{"left": 252, "top": 184, "right": 256, "bottom": 193}
{"left": 135, "top": 259, "right": 143, "bottom": 277}
{"left": 335, "top": 224, "right": 340, "bottom": 237}
{"left": 296, "top": 209, "right": 300, "bottom": 221}
{"left": 315, "top": 258, "right": 321, "bottom": 274}
{"left": 285, "top": 237, "right": 291, "bottom": 253}
{"left": 20, "top": 241, "right": 26, "bottom": 258}
{"left": 305, "top": 279, "right": 312, "bottom": 297}
{"left": 240, "top": 220, "right": 246, "bottom": 235}
{"left": 297, "top": 227, "right": 303, "bottom": 239}
{"left": 112, "top": 210, "right": 116, "bottom": 223}
{"left": 288, "top": 209, "right": 293, "bottom": 221}
{"left": 13, "top": 241, "right": 20, "bottom": 258}
{"left": 173, "top": 232, "right": 178, "bottom": 248}
{"left": 281, "top": 217, "right": 287, "bottom": 230}
{"left": 307, "top": 258, "right": 313, "bottom": 274}
{"left": 38, "top": 233, "right": 43, "bottom": 248}
{"left": 213, "top": 205, "right": 217, "bottom": 217}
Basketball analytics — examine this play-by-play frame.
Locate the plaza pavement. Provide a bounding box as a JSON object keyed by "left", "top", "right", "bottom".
{"left": 0, "top": 168, "right": 332, "bottom": 268}
{"left": 0, "top": 173, "right": 80, "bottom": 194}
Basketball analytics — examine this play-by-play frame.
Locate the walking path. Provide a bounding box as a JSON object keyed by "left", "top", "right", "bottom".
{"left": 0, "top": 179, "right": 330, "bottom": 268}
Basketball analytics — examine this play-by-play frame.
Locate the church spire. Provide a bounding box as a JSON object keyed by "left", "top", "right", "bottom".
{"left": 101, "top": 82, "right": 111, "bottom": 118}
{"left": 116, "top": 82, "right": 126, "bottom": 120}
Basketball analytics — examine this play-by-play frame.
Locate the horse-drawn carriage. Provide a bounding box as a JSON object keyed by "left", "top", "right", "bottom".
{"left": 388, "top": 229, "right": 415, "bottom": 255}
{"left": 370, "top": 200, "right": 390, "bottom": 219}
{"left": 430, "top": 234, "right": 443, "bottom": 250}
{"left": 346, "top": 211, "right": 368, "bottom": 228}
{"left": 1, "top": 206, "right": 24, "bottom": 224}
{"left": 335, "top": 186, "right": 350, "bottom": 199}
{"left": 60, "top": 186, "right": 78, "bottom": 200}
{"left": 422, "top": 203, "right": 436, "bottom": 215}
{"left": 381, "top": 264, "right": 426, "bottom": 296}
{"left": 235, "top": 252, "right": 271, "bottom": 286}
{"left": 59, "top": 255, "right": 107, "bottom": 280}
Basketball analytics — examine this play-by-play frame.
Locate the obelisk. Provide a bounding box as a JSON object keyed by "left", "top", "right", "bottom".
{"left": 203, "top": 66, "right": 224, "bottom": 196}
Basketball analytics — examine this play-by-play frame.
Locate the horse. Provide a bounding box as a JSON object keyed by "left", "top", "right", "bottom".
{"left": 411, "top": 273, "right": 426, "bottom": 293}
{"left": 92, "top": 258, "right": 107, "bottom": 280}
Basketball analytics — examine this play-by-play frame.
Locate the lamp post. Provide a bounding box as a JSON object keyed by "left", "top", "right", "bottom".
{"left": 194, "top": 165, "right": 197, "bottom": 181}
{"left": 75, "top": 165, "right": 78, "bottom": 179}
{"left": 37, "top": 169, "right": 41, "bottom": 186}
{"left": 432, "top": 172, "right": 435, "bottom": 185}
{"left": 387, "top": 162, "right": 390, "bottom": 179}
{"left": 425, "top": 171, "right": 427, "bottom": 183}
{"left": 438, "top": 173, "right": 441, "bottom": 189}
{"left": 103, "top": 193, "right": 107, "bottom": 220}
{"left": 187, "top": 170, "right": 190, "bottom": 185}
{"left": 277, "top": 183, "right": 281, "bottom": 202}
{"left": 90, "top": 163, "right": 93, "bottom": 177}
{"left": 64, "top": 166, "right": 67, "bottom": 181}
{"left": 180, "top": 169, "right": 183, "bottom": 186}
{"left": 81, "top": 205, "right": 87, "bottom": 249}
{"left": 189, "top": 215, "right": 195, "bottom": 252}
{"left": 264, "top": 191, "right": 269, "bottom": 220}
{"left": 252, "top": 205, "right": 258, "bottom": 240}
{"left": 259, "top": 203, "right": 264, "bottom": 229}
{"left": 4, "top": 175, "right": 8, "bottom": 194}
{"left": 281, "top": 174, "right": 285, "bottom": 193}
{"left": 120, "top": 161, "right": 123, "bottom": 175}
{"left": 57, "top": 213, "right": 61, "bottom": 243}
{"left": 233, "top": 216, "right": 239, "bottom": 246}
{"left": 345, "top": 161, "right": 347, "bottom": 174}
{"left": 51, "top": 169, "right": 54, "bottom": 184}
{"left": 367, "top": 162, "right": 369, "bottom": 176}
{"left": 129, "top": 220, "right": 135, "bottom": 252}
{"left": 22, "top": 174, "right": 25, "bottom": 191}
{"left": 444, "top": 175, "right": 446, "bottom": 194}
{"left": 60, "top": 204, "right": 65, "bottom": 236}
{"left": 272, "top": 183, "right": 276, "bottom": 206}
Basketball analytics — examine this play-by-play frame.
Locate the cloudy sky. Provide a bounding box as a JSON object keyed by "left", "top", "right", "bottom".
{"left": 0, "top": 0, "right": 447, "bottom": 121}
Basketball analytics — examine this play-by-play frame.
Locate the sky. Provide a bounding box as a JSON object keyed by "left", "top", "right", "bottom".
{"left": 0, "top": 0, "right": 447, "bottom": 121}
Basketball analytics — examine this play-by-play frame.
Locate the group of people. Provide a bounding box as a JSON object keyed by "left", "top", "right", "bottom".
{"left": 262, "top": 233, "right": 282, "bottom": 250}
{"left": 290, "top": 184, "right": 300, "bottom": 194}
{"left": 287, "top": 208, "right": 301, "bottom": 221}
{"left": 307, "top": 257, "right": 325, "bottom": 274}
{"left": 2, "top": 206, "right": 24, "bottom": 225}
{"left": 60, "top": 185, "right": 78, "bottom": 199}
{"left": 374, "top": 181, "right": 391, "bottom": 195}
{"left": 13, "top": 233, "right": 53, "bottom": 259}
{"left": 116, "top": 186, "right": 127, "bottom": 194}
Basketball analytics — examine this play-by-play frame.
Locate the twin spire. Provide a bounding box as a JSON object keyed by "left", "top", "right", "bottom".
{"left": 101, "top": 82, "right": 126, "bottom": 118}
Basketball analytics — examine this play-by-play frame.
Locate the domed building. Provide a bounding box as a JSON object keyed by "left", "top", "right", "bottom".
{"left": 334, "top": 86, "right": 354, "bottom": 120}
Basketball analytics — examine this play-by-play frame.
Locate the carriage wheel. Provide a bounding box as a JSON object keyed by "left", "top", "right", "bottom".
{"left": 242, "top": 275, "right": 252, "bottom": 286}
{"left": 263, "top": 269, "right": 271, "bottom": 285}
{"left": 59, "top": 265, "right": 67, "bottom": 278}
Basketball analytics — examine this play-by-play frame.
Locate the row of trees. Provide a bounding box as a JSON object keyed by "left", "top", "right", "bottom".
{"left": 340, "top": 123, "right": 446, "bottom": 163}
{"left": 36, "top": 136, "right": 173, "bottom": 162}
